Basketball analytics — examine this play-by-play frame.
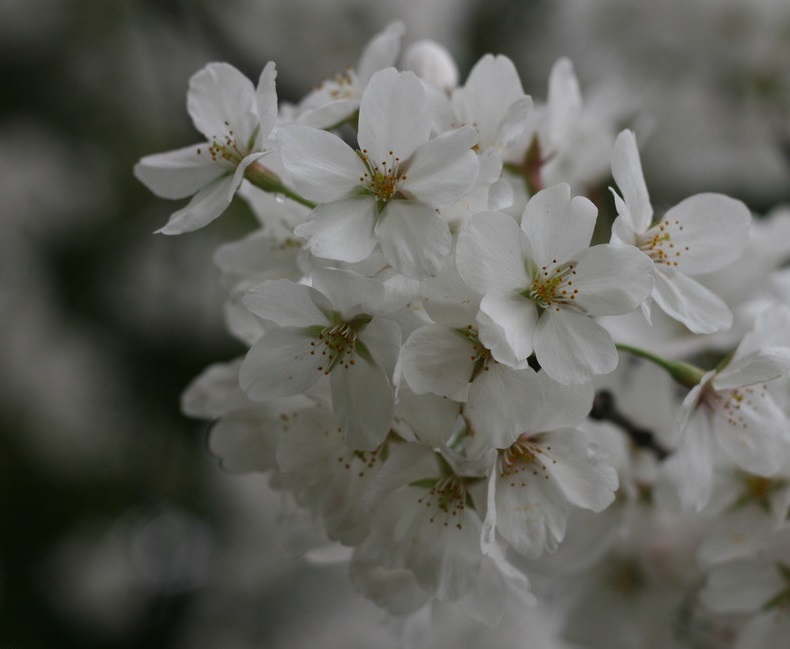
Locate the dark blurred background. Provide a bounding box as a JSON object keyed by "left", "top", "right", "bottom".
{"left": 2, "top": 1, "right": 789, "bottom": 647}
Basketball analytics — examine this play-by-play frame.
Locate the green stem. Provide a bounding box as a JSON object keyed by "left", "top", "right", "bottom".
{"left": 616, "top": 343, "right": 707, "bottom": 388}
{"left": 244, "top": 161, "right": 316, "bottom": 209}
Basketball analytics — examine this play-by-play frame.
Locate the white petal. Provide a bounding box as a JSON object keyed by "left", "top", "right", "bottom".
{"left": 242, "top": 279, "right": 330, "bottom": 327}
{"left": 209, "top": 412, "right": 280, "bottom": 472}
{"left": 358, "top": 317, "right": 402, "bottom": 378}
{"left": 349, "top": 560, "right": 430, "bottom": 617}
{"left": 572, "top": 244, "right": 654, "bottom": 316}
{"left": 541, "top": 429, "right": 618, "bottom": 512}
{"left": 376, "top": 200, "right": 451, "bottom": 278}
{"left": 714, "top": 389, "right": 790, "bottom": 476}
{"left": 521, "top": 183, "right": 596, "bottom": 265}
{"left": 714, "top": 347, "right": 790, "bottom": 390}
{"left": 134, "top": 144, "right": 224, "bottom": 199}
{"left": 534, "top": 310, "right": 618, "bottom": 384}
{"left": 546, "top": 59, "right": 581, "bottom": 147}
{"left": 156, "top": 174, "right": 235, "bottom": 234}
{"left": 466, "top": 365, "right": 542, "bottom": 452}
{"left": 357, "top": 21, "right": 405, "bottom": 84}
{"left": 239, "top": 327, "right": 320, "bottom": 400}
{"left": 671, "top": 370, "right": 714, "bottom": 445}
{"left": 402, "top": 127, "right": 479, "bottom": 208}
{"left": 701, "top": 560, "right": 784, "bottom": 613}
{"left": 278, "top": 125, "right": 366, "bottom": 202}
{"left": 494, "top": 463, "right": 569, "bottom": 558}
{"left": 517, "top": 370, "right": 594, "bottom": 432}
{"left": 420, "top": 252, "right": 482, "bottom": 327}
{"left": 255, "top": 61, "right": 278, "bottom": 140}
{"left": 400, "top": 325, "right": 476, "bottom": 401}
{"left": 455, "top": 211, "right": 531, "bottom": 294}
{"left": 611, "top": 129, "right": 652, "bottom": 232}
{"left": 358, "top": 68, "right": 430, "bottom": 163}
{"left": 187, "top": 62, "right": 258, "bottom": 143}
{"left": 310, "top": 267, "right": 385, "bottom": 318}
{"left": 660, "top": 193, "right": 751, "bottom": 275}
{"left": 451, "top": 54, "right": 526, "bottom": 149}
{"left": 395, "top": 387, "right": 461, "bottom": 448}
{"left": 331, "top": 356, "right": 394, "bottom": 450}
{"left": 495, "top": 96, "right": 532, "bottom": 150}
{"left": 294, "top": 197, "right": 378, "bottom": 263}
{"left": 665, "top": 409, "right": 716, "bottom": 511}
{"left": 652, "top": 268, "right": 732, "bottom": 334}
{"left": 478, "top": 292, "right": 538, "bottom": 366}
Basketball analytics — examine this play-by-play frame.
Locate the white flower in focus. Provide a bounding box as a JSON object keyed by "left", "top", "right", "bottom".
{"left": 456, "top": 183, "right": 654, "bottom": 384}
{"left": 610, "top": 128, "right": 752, "bottom": 333}
{"left": 239, "top": 268, "right": 401, "bottom": 450}
{"left": 279, "top": 68, "right": 479, "bottom": 278}
{"left": 135, "top": 62, "right": 279, "bottom": 234}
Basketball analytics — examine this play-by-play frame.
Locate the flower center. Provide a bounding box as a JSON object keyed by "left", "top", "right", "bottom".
{"left": 357, "top": 149, "right": 406, "bottom": 206}
{"left": 309, "top": 316, "right": 369, "bottom": 374}
{"left": 499, "top": 434, "right": 556, "bottom": 485}
{"left": 456, "top": 325, "right": 492, "bottom": 381}
{"left": 704, "top": 384, "right": 767, "bottom": 432}
{"left": 198, "top": 120, "right": 256, "bottom": 168}
{"left": 526, "top": 260, "right": 580, "bottom": 312}
{"left": 326, "top": 68, "right": 357, "bottom": 99}
{"left": 636, "top": 218, "right": 689, "bottom": 267}
{"left": 416, "top": 475, "right": 467, "bottom": 529}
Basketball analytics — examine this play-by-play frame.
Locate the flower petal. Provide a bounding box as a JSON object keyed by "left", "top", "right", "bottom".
{"left": 541, "top": 429, "right": 618, "bottom": 512}
{"left": 572, "top": 243, "right": 654, "bottom": 316}
{"left": 611, "top": 129, "right": 653, "bottom": 232}
{"left": 255, "top": 61, "right": 278, "bottom": 142}
{"left": 652, "top": 268, "right": 732, "bottom": 334}
{"left": 660, "top": 193, "right": 751, "bottom": 275}
{"left": 456, "top": 211, "right": 531, "bottom": 294}
{"left": 358, "top": 68, "right": 430, "bottom": 163}
{"left": 278, "top": 124, "right": 367, "bottom": 202}
{"left": 357, "top": 21, "right": 405, "bottom": 84}
{"left": 331, "top": 354, "right": 394, "bottom": 450}
{"left": 534, "top": 310, "right": 618, "bottom": 384}
{"left": 295, "top": 197, "right": 378, "bottom": 263}
{"left": 187, "top": 62, "right": 258, "bottom": 143}
{"left": 242, "top": 279, "right": 330, "bottom": 327}
{"left": 521, "top": 183, "right": 597, "bottom": 265}
{"left": 477, "top": 292, "right": 538, "bottom": 366}
{"left": 400, "top": 325, "right": 476, "bottom": 401}
{"left": 494, "top": 461, "right": 569, "bottom": 558}
{"left": 401, "top": 127, "right": 479, "bottom": 208}
{"left": 134, "top": 143, "right": 224, "bottom": 199}
{"left": 376, "top": 200, "right": 451, "bottom": 278}
{"left": 156, "top": 174, "right": 235, "bottom": 234}
{"left": 239, "top": 327, "right": 320, "bottom": 400}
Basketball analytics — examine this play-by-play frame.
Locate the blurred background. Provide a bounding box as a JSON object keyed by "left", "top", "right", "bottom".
{"left": 2, "top": 1, "right": 789, "bottom": 647}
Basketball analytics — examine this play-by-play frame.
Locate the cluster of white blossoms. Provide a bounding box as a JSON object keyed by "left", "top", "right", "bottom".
{"left": 136, "top": 22, "right": 790, "bottom": 647}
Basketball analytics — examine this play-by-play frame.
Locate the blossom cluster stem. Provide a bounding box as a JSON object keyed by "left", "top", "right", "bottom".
{"left": 244, "top": 161, "right": 317, "bottom": 209}
{"left": 616, "top": 343, "right": 706, "bottom": 388}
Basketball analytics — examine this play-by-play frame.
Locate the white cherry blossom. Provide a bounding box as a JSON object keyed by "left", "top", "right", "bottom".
{"left": 239, "top": 268, "right": 400, "bottom": 450}
{"left": 610, "top": 128, "right": 752, "bottom": 333}
{"left": 456, "top": 183, "right": 654, "bottom": 384}
{"left": 135, "top": 61, "right": 278, "bottom": 234}
{"left": 279, "top": 67, "right": 479, "bottom": 278}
